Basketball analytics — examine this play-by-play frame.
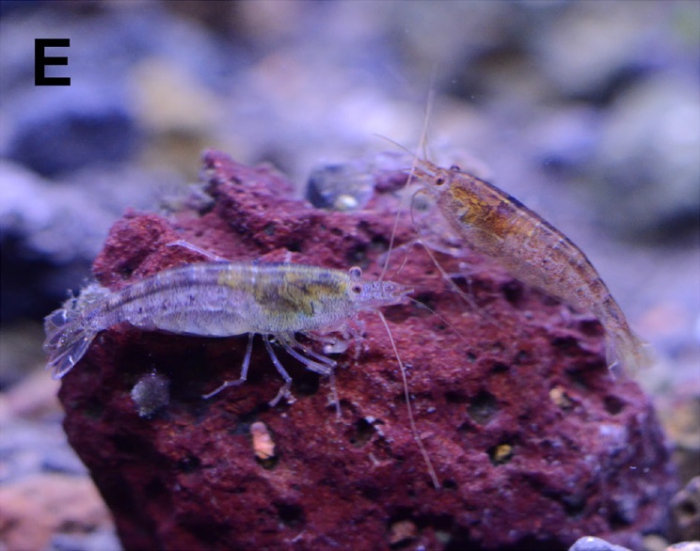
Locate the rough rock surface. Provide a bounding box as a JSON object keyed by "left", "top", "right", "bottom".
{"left": 59, "top": 151, "right": 677, "bottom": 550}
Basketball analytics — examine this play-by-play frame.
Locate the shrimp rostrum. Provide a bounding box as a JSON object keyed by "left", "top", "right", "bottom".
{"left": 44, "top": 262, "right": 412, "bottom": 406}
{"left": 408, "top": 159, "right": 651, "bottom": 374}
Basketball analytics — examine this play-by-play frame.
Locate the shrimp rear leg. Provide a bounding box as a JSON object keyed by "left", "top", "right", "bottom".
{"left": 199, "top": 334, "right": 299, "bottom": 407}
{"left": 203, "top": 333, "right": 338, "bottom": 407}
{"left": 264, "top": 335, "right": 295, "bottom": 407}
{"left": 202, "top": 333, "right": 255, "bottom": 399}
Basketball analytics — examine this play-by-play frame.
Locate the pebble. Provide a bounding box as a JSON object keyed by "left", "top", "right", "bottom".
{"left": 0, "top": 473, "right": 118, "bottom": 551}
{"left": 672, "top": 477, "right": 700, "bottom": 542}
{"left": 569, "top": 536, "right": 632, "bottom": 551}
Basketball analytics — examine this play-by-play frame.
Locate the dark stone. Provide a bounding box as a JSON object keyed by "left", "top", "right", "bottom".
{"left": 7, "top": 86, "right": 138, "bottom": 177}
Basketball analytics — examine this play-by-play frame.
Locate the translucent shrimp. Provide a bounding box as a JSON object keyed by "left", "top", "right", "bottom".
{"left": 407, "top": 159, "right": 651, "bottom": 373}
{"left": 44, "top": 263, "right": 409, "bottom": 404}
{"left": 44, "top": 260, "right": 441, "bottom": 488}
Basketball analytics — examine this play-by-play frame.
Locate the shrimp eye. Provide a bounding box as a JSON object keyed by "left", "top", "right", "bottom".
{"left": 349, "top": 266, "right": 362, "bottom": 280}
{"left": 351, "top": 284, "right": 362, "bottom": 295}
{"left": 435, "top": 177, "right": 445, "bottom": 186}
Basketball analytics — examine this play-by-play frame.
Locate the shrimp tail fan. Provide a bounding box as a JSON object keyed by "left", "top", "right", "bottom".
{"left": 43, "top": 283, "right": 110, "bottom": 379}
{"left": 606, "top": 329, "right": 653, "bottom": 376}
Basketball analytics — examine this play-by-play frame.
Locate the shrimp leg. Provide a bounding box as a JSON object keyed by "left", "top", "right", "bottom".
{"left": 264, "top": 335, "right": 295, "bottom": 407}
{"left": 279, "top": 335, "right": 343, "bottom": 417}
{"left": 202, "top": 332, "right": 255, "bottom": 399}
{"left": 282, "top": 335, "right": 337, "bottom": 371}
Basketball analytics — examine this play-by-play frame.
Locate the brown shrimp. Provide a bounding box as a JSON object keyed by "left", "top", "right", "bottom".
{"left": 407, "top": 159, "right": 651, "bottom": 373}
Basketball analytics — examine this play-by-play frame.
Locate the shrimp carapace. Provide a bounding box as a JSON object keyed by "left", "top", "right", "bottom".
{"left": 408, "top": 159, "right": 651, "bottom": 373}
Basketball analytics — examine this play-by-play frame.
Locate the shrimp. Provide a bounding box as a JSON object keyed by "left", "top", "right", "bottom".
{"left": 44, "top": 259, "right": 441, "bottom": 488}
{"left": 407, "top": 159, "right": 651, "bottom": 373}
{"left": 45, "top": 262, "right": 408, "bottom": 402}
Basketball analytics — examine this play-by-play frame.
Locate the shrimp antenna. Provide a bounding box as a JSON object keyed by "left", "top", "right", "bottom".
{"left": 377, "top": 88, "right": 503, "bottom": 331}
{"left": 376, "top": 310, "right": 440, "bottom": 490}
{"left": 372, "top": 133, "right": 418, "bottom": 160}
{"left": 376, "top": 88, "right": 434, "bottom": 283}
{"left": 418, "top": 84, "right": 435, "bottom": 160}
{"left": 379, "top": 176, "right": 406, "bottom": 283}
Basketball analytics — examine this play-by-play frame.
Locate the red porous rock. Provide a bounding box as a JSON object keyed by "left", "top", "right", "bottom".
{"left": 58, "top": 150, "right": 677, "bottom": 551}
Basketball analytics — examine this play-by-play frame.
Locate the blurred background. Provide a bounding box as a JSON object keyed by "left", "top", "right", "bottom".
{"left": 0, "top": 1, "right": 698, "bottom": 549}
